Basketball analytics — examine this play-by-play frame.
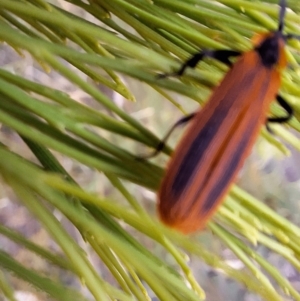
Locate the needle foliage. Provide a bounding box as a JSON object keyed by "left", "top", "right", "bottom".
{"left": 0, "top": 0, "right": 300, "bottom": 300}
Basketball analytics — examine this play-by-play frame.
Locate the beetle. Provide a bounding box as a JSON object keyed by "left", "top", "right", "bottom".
{"left": 154, "top": 0, "right": 297, "bottom": 233}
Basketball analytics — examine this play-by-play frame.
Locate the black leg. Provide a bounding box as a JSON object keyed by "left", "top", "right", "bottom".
{"left": 267, "top": 94, "right": 293, "bottom": 124}
{"left": 285, "top": 33, "right": 300, "bottom": 41}
{"left": 158, "top": 49, "right": 241, "bottom": 79}
{"left": 139, "top": 113, "right": 196, "bottom": 159}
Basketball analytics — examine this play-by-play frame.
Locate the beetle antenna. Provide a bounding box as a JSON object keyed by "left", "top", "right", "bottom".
{"left": 278, "top": 0, "right": 286, "bottom": 32}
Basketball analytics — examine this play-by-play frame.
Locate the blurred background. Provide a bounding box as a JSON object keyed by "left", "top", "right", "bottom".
{"left": 1, "top": 1, "right": 300, "bottom": 300}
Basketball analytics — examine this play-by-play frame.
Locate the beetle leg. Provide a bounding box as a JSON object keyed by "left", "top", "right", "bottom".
{"left": 267, "top": 94, "right": 293, "bottom": 124}
{"left": 158, "top": 50, "right": 241, "bottom": 78}
{"left": 139, "top": 113, "right": 196, "bottom": 159}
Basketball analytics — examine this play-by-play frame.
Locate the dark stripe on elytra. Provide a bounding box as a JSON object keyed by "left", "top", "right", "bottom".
{"left": 171, "top": 67, "right": 258, "bottom": 200}
{"left": 201, "top": 76, "right": 270, "bottom": 213}
{"left": 201, "top": 121, "right": 256, "bottom": 213}
{"left": 170, "top": 101, "right": 230, "bottom": 200}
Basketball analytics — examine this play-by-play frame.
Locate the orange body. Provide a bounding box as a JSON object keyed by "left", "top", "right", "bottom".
{"left": 158, "top": 34, "right": 287, "bottom": 233}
